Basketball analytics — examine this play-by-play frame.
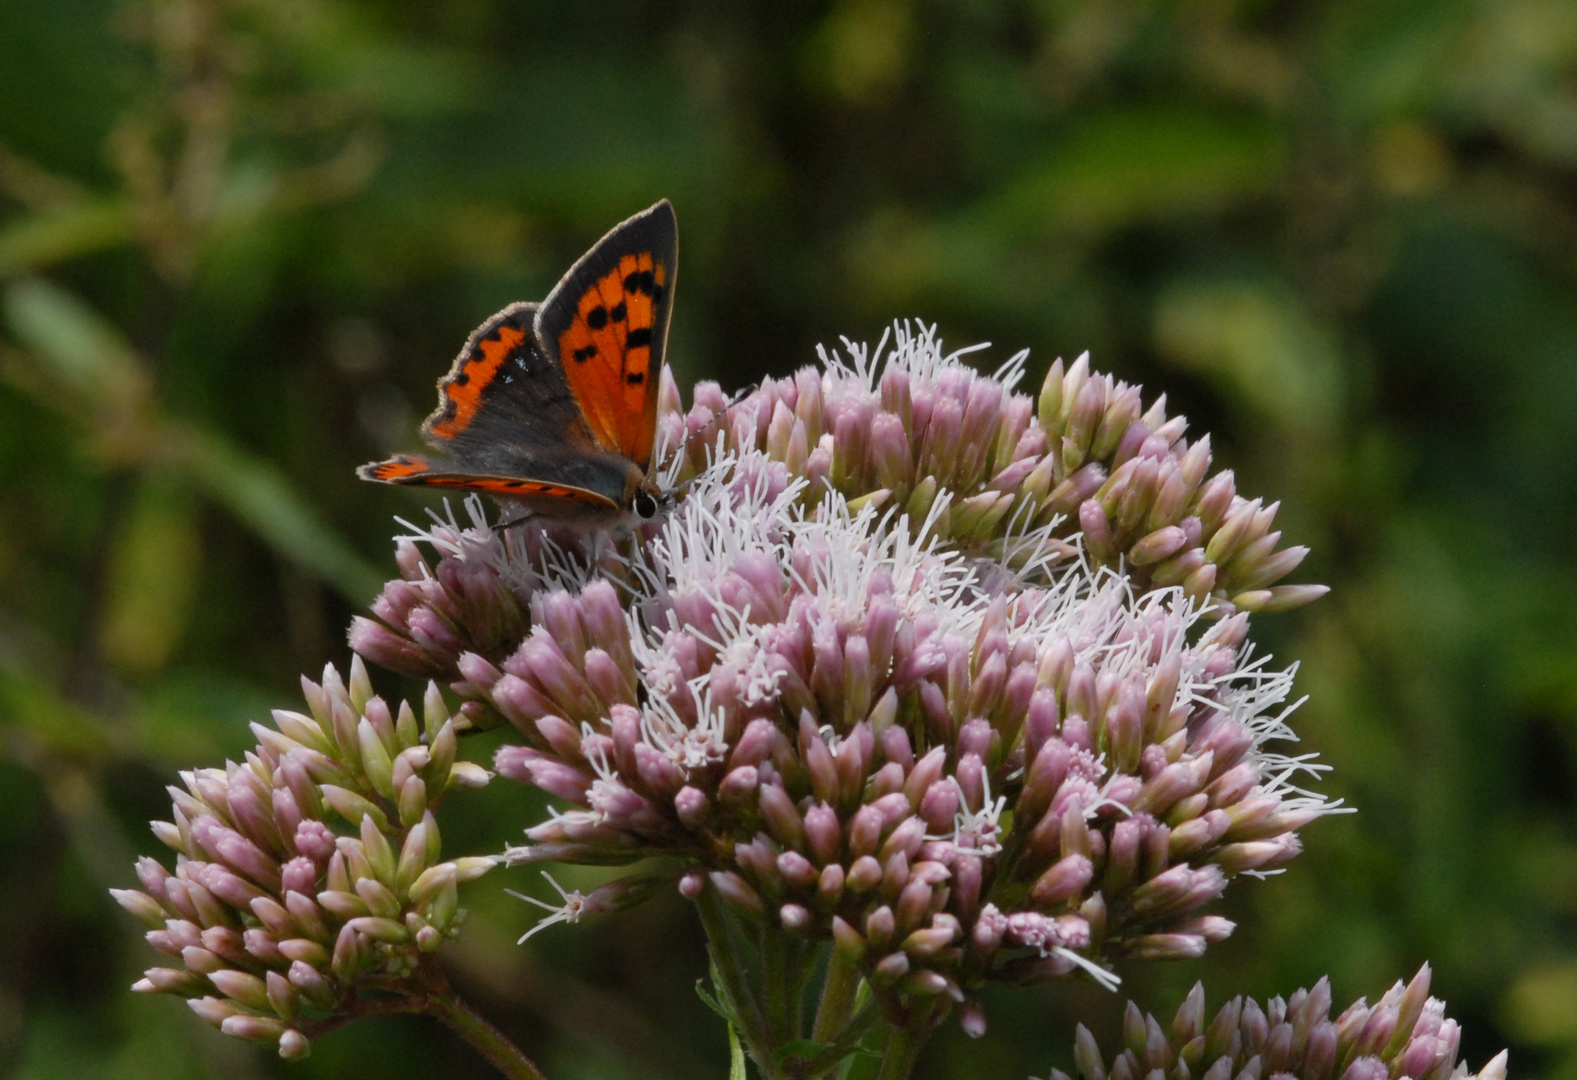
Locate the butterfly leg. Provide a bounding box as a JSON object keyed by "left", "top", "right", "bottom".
{"left": 493, "top": 512, "right": 537, "bottom": 533}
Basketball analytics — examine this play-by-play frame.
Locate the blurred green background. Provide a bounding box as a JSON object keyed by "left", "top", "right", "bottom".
{"left": 2, "top": 0, "right": 1575, "bottom": 1077}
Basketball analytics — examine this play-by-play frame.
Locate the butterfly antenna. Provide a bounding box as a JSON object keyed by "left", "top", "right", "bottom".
{"left": 657, "top": 381, "right": 760, "bottom": 478}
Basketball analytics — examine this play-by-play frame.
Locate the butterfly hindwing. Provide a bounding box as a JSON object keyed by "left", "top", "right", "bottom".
{"left": 356, "top": 453, "right": 620, "bottom": 508}
{"left": 536, "top": 200, "right": 676, "bottom": 473}
{"left": 421, "top": 302, "right": 582, "bottom": 453}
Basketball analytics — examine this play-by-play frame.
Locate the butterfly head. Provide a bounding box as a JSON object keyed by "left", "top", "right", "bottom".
{"left": 633, "top": 487, "right": 662, "bottom": 521}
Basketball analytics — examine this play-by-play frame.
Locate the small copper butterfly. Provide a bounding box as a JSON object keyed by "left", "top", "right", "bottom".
{"left": 358, "top": 200, "right": 677, "bottom": 528}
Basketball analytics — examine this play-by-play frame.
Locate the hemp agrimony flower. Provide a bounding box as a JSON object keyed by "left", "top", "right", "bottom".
{"left": 1044, "top": 966, "right": 1507, "bottom": 1080}
{"left": 345, "top": 324, "right": 1342, "bottom": 1073}
{"left": 112, "top": 658, "right": 497, "bottom": 1061}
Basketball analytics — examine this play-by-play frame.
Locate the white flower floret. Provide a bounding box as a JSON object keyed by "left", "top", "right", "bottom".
{"left": 640, "top": 683, "right": 729, "bottom": 777}
{"left": 509, "top": 872, "right": 590, "bottom": 943}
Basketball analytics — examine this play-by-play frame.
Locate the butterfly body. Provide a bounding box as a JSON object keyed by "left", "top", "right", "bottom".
{"left": 359, "top": 201, "right": 678, "bottom": 530}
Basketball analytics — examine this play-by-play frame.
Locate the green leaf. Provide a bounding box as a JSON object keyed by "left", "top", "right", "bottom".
{"left": 2, "top": 278, "right": 383, "bottom": 603}
{"left": 728, "top": 1022, "right": 748, "bottom": 1080}
{"left": 2, "top": 276, "right": 147, "bottom": 411}
{"left": 0, "top": 200, "right": 132, "bottom": 278}
{"left": 774, "top": 1038, "right": 830, "bottom": 1064}
{"left": 0, "top": 660, "right": 113, "bottom": 759}
{"left": 696, "top": 971, "right": 731, "bottom": 1022}
{"left": 176, "top": 424, "right": 384, "bottom": 602}
{"left": 1153, "top": 277, "right": 1344, "bottom": 435}
{"left": 100, "top": 470, "right": 201, "bottom": 676}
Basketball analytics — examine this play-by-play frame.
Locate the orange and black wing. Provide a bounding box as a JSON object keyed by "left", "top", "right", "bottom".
{"left": 359, "top": 302, "right": 640, "bottom": 505}
{"left": 356, "top": 454, "right": 621, "bottom": 508}
{"left": 535, "top": 200, "right": 676, "bottom": 473}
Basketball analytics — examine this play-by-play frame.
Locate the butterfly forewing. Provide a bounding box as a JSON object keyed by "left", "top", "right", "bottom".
{"left": 358, "top": 301, "right": 639, "bottom": 506}
{"left": 537, "top": 200, "right": 676, "bottom": 472}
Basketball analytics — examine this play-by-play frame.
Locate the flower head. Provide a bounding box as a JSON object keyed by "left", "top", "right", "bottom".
{"left": 349, "top": 325, "right": 1325, "bottom": 694}
{"left": 1041, "top": 966, "right": 1508, "bottom": 1080}
{"left": 111, "top": 657, "right": 495, "bottom": 1059}
{"left": 373, "top": 326, "right": 1341, "bottom": 1030}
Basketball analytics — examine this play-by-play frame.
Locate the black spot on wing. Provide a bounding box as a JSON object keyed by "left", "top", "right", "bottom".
{"left": 626, "top": 327, "right": 653, "bottom": 349}
{"left": 626, "top": 371, "right": 644, "bottom": 384}
{"left": 587, "top": 306, "right": 608, "bottom": 330}
{"left": 609, "top": 301, "right": 627, "bottom": 323}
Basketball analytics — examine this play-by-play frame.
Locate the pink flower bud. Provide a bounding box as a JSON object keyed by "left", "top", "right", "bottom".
{"left": 895, "top": 878, "right": 934, "bottom": 933}
{"left": 779, "top": 903, "right": 812, "bottom": 932}
{"left": 730, "top": 719, "right": 781, "bottom": 769}
{"left": 902, "top": 747, "right": 947, "bottom": 806}
{"left": 918, "top": 780, "right": 960, "bottom": 833}
{"left": 882, "top": 725, "right": 914, "bottom": 770}
{"left": 816, "top": 862, "right": 845, "bottom": 910}
{"left": 872, "top": 950, "right": 910, "bottom": 985}
{"left": 245, "top": 929, "right": 286, "bottom": 965}
{"left": 777, "top": 850, "right": 818, "bottom": 888}
{"left": 280, "top": 857, "right": 317, "bottom": 897}
{"left": 495, "top": 747, "right": 592, "bottom": 803}
{"left": 294, "top": 821, "right": 336, "bottom": 864}
{"left": 878, "top": 816, "right": 926, "bottom": 864}
{"left": 710, "top": 871, "right": 764, "bottom": 917}
{"left": 881, "top": 850, "right": 911, "bottom": 896}
{"left": 758, "top": 782, "right": 805, "bottom": 850}
{"left": 1031, "top": 854, "right": 1094, "bottom": 905}
{"left": 831, "top": 916, "right": 866, "bottom": 963}
{"left": 221, "top": 1014, "right": 286, "bottom": 1044}
{"left": 804, "top": 803, "right": 842, "bottom": 864}
{"left": 848, "top": 804, "right": 886, "bottom": 858}
{"left": 960, "top": 999, "right": 988, "bottom": 1039}
{"left": 186, "top": 995, "right": 239, "bottom": 1025}
{"left": 718, "top": 765, "right": 760, "bottom": 803}
{"left": 953, "top": 754, "right": 985, "bottom": 813}
{"left": 633, "top": 743, "right": 685, "bottom": 798}
{"left": 582, "top": 649, "right": 632, "bottom": 709}
{"left": 956, "top": 718, "right": 994, "bottom": 762}
{"left": 278, "top": 1030, "right": 311, "bottom": 1060}
{"left": 674, "top": 786, "right": 709, "bottom": 829}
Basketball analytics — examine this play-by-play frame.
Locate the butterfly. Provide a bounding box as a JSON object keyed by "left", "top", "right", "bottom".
{"left": 358, "top": 200, "right": 678, "bottom": 530}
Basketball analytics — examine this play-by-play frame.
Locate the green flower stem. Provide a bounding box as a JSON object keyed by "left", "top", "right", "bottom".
{"left": 810, "top": 955, "right": 862, "bottom": 1045}
{"left": 761, "top": 924, "right": 791, "bottom": 1044}
{"left": 874, "top": 1024, "right": 930, "bottom": 1080}
{"left": 804, "top": 999, "right": 881, "bottom": 1079}
{"left": 297, "top": 993, "right": 427, "bottom": 1042}
{"left": 425, "top": 987, "right": 550, "bottom": 1080}
{"left": 697, "top": 888, "right": 774, "bottom": 1073}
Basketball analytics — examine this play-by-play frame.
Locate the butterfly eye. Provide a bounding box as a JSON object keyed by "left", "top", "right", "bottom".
{"left": 634, "top": 491, "right": 660, "bottom": 519}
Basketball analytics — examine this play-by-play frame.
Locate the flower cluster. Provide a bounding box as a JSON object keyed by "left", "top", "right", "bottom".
{"left": 1044, "top": 966, "right": 1507, "bottom": 1080}
{"left": 341, "top": 328, "right": 1340, "bottom": 1035}
{"left": 352, "top": 325, "right": 1325, "bottom": 688}
{"left": 463, "top": 451, "right": 1334, "bottom": 1023}
{"left": 699, "top": 326, "right": 1324, "bottom": 610}
{"left": 111, "top": 658, "right": 495, "bottom": 1059}
{"left": 325, "top": 325, "right": 1342, "bottom": 1060}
